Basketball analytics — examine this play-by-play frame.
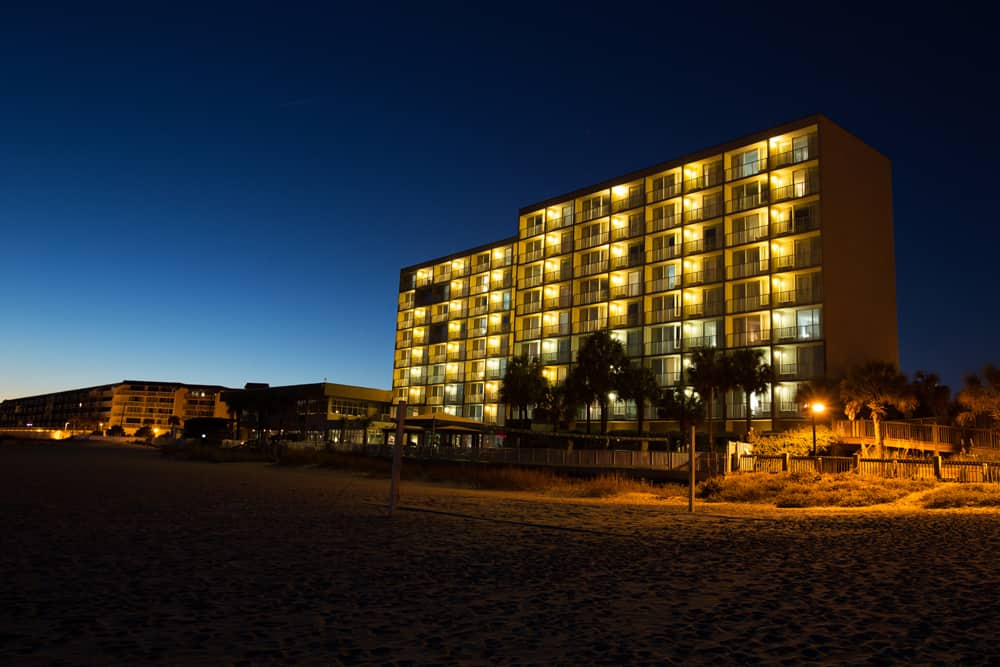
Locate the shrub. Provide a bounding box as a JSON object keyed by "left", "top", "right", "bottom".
{"left": 921, "top": 484, "right": 1000, "bottom": 509}
{"left": 747, "top": 426, "right": 839, "bottom": 456}
{"left": 698, "top": 472, "right": 933, "bottom": 507}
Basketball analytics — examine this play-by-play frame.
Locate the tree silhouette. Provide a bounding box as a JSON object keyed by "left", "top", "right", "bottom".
{"left": 574, "top": 331, "right": 628, "bottom": 434}
{"left": 840, "top": 361, "right": 916, "bottom": 458}
{"left": 956, "top": 364, "right": 1000, "bottom": 429}
{"left": 499, "top": 355, "right": 548, "bottom": 425}
{"left": 687, "top": 347, "right": 733, "bottom": 451}
{"left": 616, "top": 363, "right": 660, "bottom": 436}
{"left": 728, "top": 348, "right": 771, "bottom": 438}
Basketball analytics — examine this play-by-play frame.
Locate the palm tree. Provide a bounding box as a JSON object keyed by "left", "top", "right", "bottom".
{"left": 499, "top": 355, "right": 548, "bottom": 425}
{"left": 574, "top": 331, "right": 628, "bottom": 434}
{"left": 565, "top": 365, "right": 595, "bottom": 434}
{"left": 840, "top": 361, "right": 917, "bottom": 458}
{"left": 616, "top": 363, "right": 660, "bottom": 438}
{"left": 956, "top": 364, "right": 1000, "bottom": 429}
{"left": 536, "top": 382, "right": 569, "bottom": 433}
{"left": 658, "top": 387, "right": 705, "bottom": 450}
{"left": 910, "top": 370, "right": 951, "bottom": 422}
{"left": 687, "top": 347, "right": 733, "bottom": 452}
{"left": 728, "top": 348, "right": 771, "bottom": 439}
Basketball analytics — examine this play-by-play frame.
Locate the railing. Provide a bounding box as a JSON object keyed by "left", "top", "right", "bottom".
{"left": 609, "top": 284, "right": 642, "bottom": 299}
{"left": 683, "top": 202, "right": 724, "bottom": 223}
{"left": 575, "top": 289, "right": 609, "bottom": 305}
{"left": 612, "top": 194, "right": 645, "bottom": 213}
{"left": 468, "top": 325, "right": 487, "bottom": 337}
{"left": 521, "top": 249, "right": 543, "bottom": 263}
{"left": 516, "top": 301, "right": 542, "bottom": 315}
{"left": 772, "top": 174, "right": 820, "bottom": 202}
{"left": 684, "top": 334, "right": 720, "bottom": 349}
{"left": 726, "top": 189, "right": 769, "bottom": 214}
{"left": 726, "top": 330, "right": 771, "bottom": 347}
{"left": 540, "top": 350, "right": 572, "bottom": 364}
{"left": 683, "top": 268, "right": 724, "bottom": 287}
{"left": 547, "top": 240, "right": 574, "bottom": 257}
{"left": 725, "top": 157, "right": 768, "bottom": 181}
{"left": 776, "top": 363, "right": 821, "bottom": 379}
{"left": 683, "top": 164, "right": 723, "bottom": 192}
{"left": 771, "top": 134, "right": 818, "bottom": 168}
{"left": 544, "top": 295, "right": 573, "bottom": 309}
{"left": 578, "top": 231, "right": 609, "bottom": 249}
{"left": 611, "top": 221, "right": 645, "bottom": 241}
{"left": 488, "top": 300, "right": 511, "bottom": 313}
{"left": 727, "top": 293, "right": 770, "bottom": 314}
{"left": 486, "top": 323, "right": 510, "bottom": 335}
{"left": 654, "top": 372, "right": 681, "bottom": 386}
{"left": 547, "top": 213, "right": 574, "bottom": 230}
{"left": 579, "top": 203, "right": 610, "bottom": 222}
{"left": 577, "top": 260, "right": 608, "bottom": 276}
{"left": 833, "top": 419, "right": 1000, "bottom": 452}
{"left": 518, "top": 274, "right": 543, "bottom": 289}
{"left": 544, "top": 268, "right": 573, "bottom": 283}
{"left": 516, "top": 327, "right": 541, "bottom": 341}
{"left": 648, "top": 213, "right": 681, "bottom": 233}
{"left": 646, "top": 339, "right": 681, "bottom": 355}
{"left": 683, "top": 301, "right": 724, "bottom": 318}
{"left": 542, "top": 323, "right": 571, "bottom": 337}
{"left": 610, "top": 254, "right": 643, "bottom": 270}
{"left": 647, "top": 182, "right": 681, "bottom": 203}
{"left": 491, "top": 276, "right": 513, "bottom": 290}
{"left": 773, "top": 286, "right": 823, "bottom": 306}
{"left": 682, "top": 237, "right": 722, "bottom": 255}
{"left": 773, "top": 324, "right": 822, "bottom": 342}
{"left": 435, "top": 269, "right": 452, "bottom": 283}
{"left": 727, "top": 260, "right": 769, "bottom": 279}
{"left": 647, "top": 245, "right": 681, "bottom": 262}
{"left": 575, "top": 318, "right": 608, "bottom": 334}
{"left": 608, "top": 313, "right": 642, "bottom": 329}
{"left": 645, "top": 277, "right": 680, "bottom": 294}
{"left": 521, "top": 223, "right": 544, "bottom": 239}
{"left": 726, "top": 225, "right": 768, "bottom": 247}
{"left": 772, "top": 250, "right": 822, "bottom": 271}
{"left": 647, "top": 308, "right": 682, "bottom": 323}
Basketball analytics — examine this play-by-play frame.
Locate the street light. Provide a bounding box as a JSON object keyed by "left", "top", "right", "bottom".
{"left": 810, "top": 402, "right": 826, "bottom": 456}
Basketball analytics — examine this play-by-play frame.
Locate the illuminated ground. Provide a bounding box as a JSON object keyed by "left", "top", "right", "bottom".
{"left": 2, "top": 441, "right": 997, "bottom": 664}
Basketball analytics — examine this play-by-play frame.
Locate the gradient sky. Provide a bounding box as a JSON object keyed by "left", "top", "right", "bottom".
{"left": 1, "top": 2, "right": 997, "bottom": 400}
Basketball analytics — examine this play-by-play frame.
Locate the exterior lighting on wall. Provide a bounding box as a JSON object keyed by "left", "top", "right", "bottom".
{"left": 493, "top": 249, "right": 505, "bottom": 259}
{"left": 547, "top": 209, "right": 558, "bottom": 218}
{"left": 612, "top": 216, "right": 625, "bottom": 227}
{"left": 611, "top": 245, "right": 623, "bottom": 256}
{"left": 612, "top": 185, "right": 628, "bottom": 197}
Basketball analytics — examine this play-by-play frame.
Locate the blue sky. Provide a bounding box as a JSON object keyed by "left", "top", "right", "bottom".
{"left": 1, "top": 1, "right": 997, "bottom": 399}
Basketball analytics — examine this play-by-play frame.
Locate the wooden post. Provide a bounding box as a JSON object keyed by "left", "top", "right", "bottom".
{"left": 689, "top": 425, "right": 696, "bottom": 513}
{"left": 933, "top": 455, "right": 943, "bottom": 481}
{"left": 389, "top": 401, "right": 406, "bottom": 515}
{"left": 782, "top": 452, "right": 790, "bottom": 472}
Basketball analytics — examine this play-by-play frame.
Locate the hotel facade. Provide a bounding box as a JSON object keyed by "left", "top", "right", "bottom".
{"left": 392, "top": 115, "right": 898, "bottom": 432}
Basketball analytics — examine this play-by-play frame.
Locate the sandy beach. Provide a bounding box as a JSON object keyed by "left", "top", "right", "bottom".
{"left": 1, "top": 440, "right": 998, "bottom": 665}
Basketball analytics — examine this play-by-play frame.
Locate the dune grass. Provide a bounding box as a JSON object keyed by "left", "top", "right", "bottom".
{"left": 698, "top": 472, "right": 935, "bottom": 507}
{"left": 921, "top": 484, "right": 1000, "bottom": 509}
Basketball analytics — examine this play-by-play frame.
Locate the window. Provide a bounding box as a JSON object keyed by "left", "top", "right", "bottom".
{"left": 581, "top": 222, "right": 605, "bottom": 246}
{"left": 731, "top": 181, "right": 762, "bottom": 211}
{"left": 730, "top": 148, "right": 761, "bottom": 179}
{"left": 524, "top": 213, "right": 544, "bottom": 236}
{"left": 796, "top": 308, "right": 822, "bottom": 339}
{"left": 581, "top": 194, "right": 608, "bottom": 220}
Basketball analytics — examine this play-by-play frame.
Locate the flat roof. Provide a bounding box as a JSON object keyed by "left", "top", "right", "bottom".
{"left": 400, "top": 235, "right": 519, "bottom": 274}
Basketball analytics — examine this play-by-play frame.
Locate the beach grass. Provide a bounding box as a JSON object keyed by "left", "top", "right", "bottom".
{"left": 698, "top": 471, "right": 935, "bottom": 507}
{"left": 920, "top": 483, "right": 1000, "bottom": 509}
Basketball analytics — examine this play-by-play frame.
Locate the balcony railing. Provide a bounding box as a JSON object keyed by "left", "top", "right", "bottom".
{"left": 542, "top": 322, "right": 571, "bottom": 337}
{"left": 726, "top": 225, "right": 768, "bottom": 247}
{"left": 575, "top": 318, "right": 608, "bottom": 334}
{"left": 683, "top": 334, "right": 720, "bottom": 349}
{"left": 470, "top": 282, "right": 489, "bottom": 296}
{"left": 611, "top": 220, "right": 644, "bottom": 241}
{"left": 770, "top": 133, "right": 818, "bottom": 168}
{"left": 727, "top": 293, "right": 770, "bottom": 314}
{"left": 647, "top": 245, "right": 680, "bottom": 262}
{"left": 446, "top": 351, "right": 466, "bottom": 362}
{"left": 646, "top": 339, "right": 681, "bottom": 355}
{"left": 487, "top": 322, "right": 510, "bottom": 335}
{"left": 469, "top": 347, "right": 487, "bottom": 359}
{"left": 725, "top": 157, "right": 768, "bottom": 181}
{"left": 726, "top": 330, "right": 772, "bottom": 347}
{"left": 491, "top": 276, "right": 513, "bottom": 290}
{"left": 683, "top": 164, "right": 723, "bottom": 192}
{"left": 772, "top": 174, "right": 819, "bottom": 202}
{"left": 541, "top": 350, "right": 572, "bottom": 364}
{"left": 682, "top": 237, "right": 722, "bottom": 255}
{"left": 608, "top": 313, "right": 642, "bottom": 329}
{"left": 610, "top": 254, "right": 643, "bottom": 270}
{"left": 546, "top": 213, "right": 574, "bottom": 231}
{"left": 521, "top": 248, "right": 543, "bottom": 263}
{"left": 578, "top": 203, "right": 610, "bottom": 222}
{"left": 683, "top": 268, "right": 724, "bottom": 287}
{"left": 683, "top": 301, "right": 724, "bottom": 318}
{"left": 771, "top": 249, "right": 822, "bottom": 271}
{"left": 482, "top": 391, "right": 498, "bottom": 403}
{"left": 578, "top": 231, "right": 609, "bottom": 250}
{"left": 435, "top": 269, "right": 452, "bottom": 284}
{"left": 609, "top": 283, "right": 643, "bottom": 299}
{"left": 576, "top": 289, "right": 609, "bottom": 305}
{"left": 727, "top": 260, "right": 769, "bottom": 279}
{"left": 544, "top": 295, "right": 573, "bottom": 309}
{"left": 518, "top": 274, "right": 543, "bottom": 289}
{"left": 522, "top": 223, "right": 544, "bottom": 239}
{"left": 773, "top": 286, "right": 823, "bottom": 307}
{"left": 429, "top": 354, "right": 447, "bottom": 364}
{"left": 726, "top": 189, "right": 770, "bottom": 214}
{"left": 611, "top": 193, "right": 645, "bottom": 213}
{"left": 647, "top": 182, "right": 681, "bottom": 203}
{"left": 772, "top": 212, "right": 820, "bottom": 237}
{"left": 516, "top": 301, "right": 542, "bottom": 315}
{"left": 683, "top": 201, "right": 724, "bottom": 223}
{"left": 468, "top": 304, "right": 488, "bottom": 317}
{"left": 645, "top": 277, "right": 680, "bottom": 294}
{"left": 648, "top": 213, "right": 681, "bottom": 233}
{"left": 577, "top": 260, "right": 608, "bottom": 276}
{"left": 773, "top": 323, "right": 823, "bottom": 342}
{"left": 485, "top": 367, "right": 506, "bottom": 380}
{"left": 777, "top": 363, "right": 821, "bottom": 379}
{"left": 516, "top": 327, "right": 541, "bottom": 341}
{"left": 654, "top": 372, "right": 682, "bottom": 386}
{"left": 544, "top": 268, "right": 573, "bottom": 283}
{"left": 648, "top": 308, "right": 682, "bottom": 324}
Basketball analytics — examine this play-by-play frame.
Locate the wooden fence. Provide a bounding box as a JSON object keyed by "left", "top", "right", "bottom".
{"left": 738, "top": 454, "right": 1000, "bottom": 483}
{"left": 832, "top": 420, "right": 1000, "bottom": 453}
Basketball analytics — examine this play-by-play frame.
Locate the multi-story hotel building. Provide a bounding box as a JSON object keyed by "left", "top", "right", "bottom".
{"left": 393, "top": 115, "right": 897, "bottom": 432}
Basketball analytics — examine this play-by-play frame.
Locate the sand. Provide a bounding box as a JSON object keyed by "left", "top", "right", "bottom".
{"left": 1, "top": 440, "right": 998, "bottom": 665}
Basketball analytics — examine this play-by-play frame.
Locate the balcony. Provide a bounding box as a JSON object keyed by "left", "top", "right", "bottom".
{"left": 727, "top": 293, "right": 770, "bottom": 314}
{"left": 727, "top": 260, "right": 769, "bottom": 280}
{"left": 645, "top": 277, "right": 680, "bottom": 294}
{"left": 521, "top": 248, "right": 544, "bottom": 263}
{"left": 577, "top": 260, "right": 608, "bottom": 277}
{"left": 470, "top": 348, "right": 487, "bottom": 359}
{"left": 544, "top": 267, "right": 573, "bottom": 283}
{"left": 485, "top": 366, "right": 507, "bottom": 380}
{"left": 516, "top": 327, "right": 542, "bottom": 341}
{"left": 683, "top": 201, "right": 724, "bottom": 223}
{"left": 444, "top": 371, "right": 465, "bottom": 383}
{"left": 611, "top": 193, "right": 645, "bottom": 213}
{"left": 544, "top": 295, "right": 573, "bottom": 309}
{"left": 435, "top": 269, "right": 452, "bottom": 284}
{"left": 774, "top": 323, "right": 823, "bottom": 342}
{"left": 608, "top": 313, "right": 643, "bottom": 329}
{"left": 683, "top": 301, "right": 724, "bottom": 318}
{"left": 429, "top": 353, "right": 447, "bottom": 364}
{"left": 542, "top": 322, "right": 572, "bottom": 337}
{"left": 726, "top": 225, "right": 768, "bottom": 247}
{"left": 444, "top": 392, "right": 464, "bottom": 406}
{"left": 446, "top": 350, "right": 466, "bottom": 362}
{"left": 772, "top": 174, "right": 820, "bottom": 202}
{"left": 683, "top": 334, "right": 720, "bottom": 349}
{"left": 683, "top": 163, "right": 723, "bottom": 192}
{"left": 470, "top": 281, "right": 489, "bottom": 296}
{"left": 578, "top": 203, "right": 610, "bottom": 222}
{"left": 491, "top": 276, "right": 513, "bottom": 290}
{"left": 546, "top": 213, "right": 574, "bottom": 231}
{"left": 428, "top": 375, "right": 446, "bottom": 386}
{"left": 773, "top": 211, "right": 820, "bottom": 237}
{"left": 450, "top": 285, "right": 468, "bottom": 298}
{"left": 576, "top": 289, "right": 609, "bottom": 305}
{"left": 611, "top": 220, "right": 644, "bottom": 241}
{"left": 426, "top": 395, "right": 443, "bottom": 406}
{"left": 771, "top": 249, "right": 822, "bottom": 271}
{"left": 488, "top": 300, "right": 511, "bottom": 313}
{"left": 578, "top": 231, "right": 609, "bottom": 250}
{"left": 777, "top": 363, "right": 821, "bottom": 380}
{"left": 431, "top": 311, "right": 449, "bottom": 323}
{"left": 683, "top": 268, "right": 724, "bottom": 287}
{"left": 487, "top": 322, "right": 511, "bottom": 335}
{"left": 647, "top": 182, "right": 681, "bottom": 203}
{"left": 728, "top": 402, "right": 772, "bottom": 419}
{"left": 397, "top": 318, "right": 413, "bottom": 330}
{"left": 682, "top": 236, "right": 722, "bottom": 255}
{"left": 610, "top": 254, "right": 643, "bottom": 270}
{"left": 575, "top": 318, "right": 608, "bottom": 334}
{"left": 468, "top": 303, "right": 488, "bottom": 317}
{"left": 726, "top": 330, "right": 772, "bottom": 347}
{"left": 654, "top": 372, "right": 681, "bottom": 386}
{"left": 518, "top": 274, "right": 543, "bottom": 289}
{"left": 516, "top": 301, "right": 542, "bottom": 315}
{"left": 541, "top": 349, "right": 572, "bottom": 364}
{"left": 726, "top": 189, "right": 770, "bottom": 214}
{"left": 648, "top": 308, "right": 682, "bottom": 324}
{"left": 609, "top": 283, "right": 642, "bottom": 299}
{"left": 522, "top": 223, "right": 544, "bottom": 239}
{"left": 771, "top": 133, "right": 818, "bottom": 168}
{"left": 646, "top": 339, "right": 681, "bottom": 355}
{"left": 647, "top": 245, "right": 680, "bottom": 262}
{"left": 773, "top": 286, "right": 823, "bottom": 307}
{"left": 648, "top": 213, "right": 681, "bottom": 233}
{"left": 483, "top": 390, "right": 499, "bottom": 403}
{"left": 725, "top": 157, "right": 768, "bottom": 181}
{"left": 546, "top": 239, "right": 574, "bottom": 257}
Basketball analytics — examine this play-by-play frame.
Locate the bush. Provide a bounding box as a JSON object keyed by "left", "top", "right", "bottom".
{"left": 107, "top": 425, "right": 126, "bottom": 437}
{"left": 698, "top": 472, "right": 933, "bottom": 507}
{"left": 921, "top": 484, "right": 1000, "bottom": 509}
{"left": 748, "top": 426, "right": 839, "bottom": 456}
{"left": 135, "top": 426, "right": 153, "bottom": 438}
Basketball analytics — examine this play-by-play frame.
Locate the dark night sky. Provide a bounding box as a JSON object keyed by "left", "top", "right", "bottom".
{"left": 1, "top": 1, "right": 996, "bottom": 400}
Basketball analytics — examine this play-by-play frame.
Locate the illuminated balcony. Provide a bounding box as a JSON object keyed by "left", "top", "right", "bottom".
{"left": 610, "top": 253, "right": 643, "bottom": 270}
{"left": 771, "top": 132, "right": 818, "bottom": 168}
{"left": 577, "top": 259, "right": 608, "bottom": 277}
{"left": 726, "top": 189, "right": 769, "bottom": 214}
{"left": 546, "top": 211, "right": 574, "bottom": 231}
{"left": 516, "top": 301, "right": 542, "bottom": 315}
{"left": 648, "top": 212, "right": 681, "bottom": 233}
{"left": 611, "top": 191, "right": 645, "bottom": 213}
{"left": 544, "top": 266, "right": 573, "bottom": 283}
{"left": 773, "top": 323, "right": 823, "bottom": 342}
{"left": 576, "top": 288, "right": 609, "bottom": 306}
{"left": 485, "top": 365, "right": 507, "bottom": 380}
{"left": 518, "top": 274, "right": 543, "bottom": 289}
{"left": 725, "top": 156, "right": 768, "bottom": 181}
{"left": 647, "top": 308, "right": 682, "bottom": 324}
{"left": 682, "top": 236, "right": 722, "bottom": 255}
{"left": 771, "top": 170, "right": 819, "bottom": 202}
{"left": 575, "top": 318, "right": 608, "bottom": 334}
{"left": 683, "top": 267, "right": 724, "bottom": 287}
{"left": 647, "top": 245, "right": 681, "bottom": 262}
{"left": 683, "top": 334, "right": 720, "bottom": 349}
{"left": 487, "top": 321, "right": 510, "bottom": 335}
{"left": 578, "top": 201, "right": 610, "bottom": 222}
{"left": 542, "top": 322, "right": 571, "bottom": 336}
{"left": 608, "top": 312, "right": 642, "bottom": 329}
{"left": 543, "top": 294, "right": 572, "bottom": 309}
{"left": 777, "top": 363, "right": 822, "bottom": 380}
{"left": 727, "top": 260, "right": 769, "bottom": 279}
{"left": 773, "top": 286, "right": 824, "bottom": 307}
{"left": 727, "top": 293, "right": 770, "bottom": 314}
{"left": 683, "top": 199, "right": 724, "bottom": 223}
{"left": 541, "top": 349, "right": 572, "bottom": 364}
{"left": 772, "top": 209, "right": 820, "bottom": 237}
{"left": 609, "top": 283, "right": 642, "bottom": 299}
{"left": 645, "top": 277, "right": 680, "bottom": 294}
{"left": 771, "top": 248, "right": 822, "bottom": 271}
{"left": 578, "top": 230, "right": 609, "bottom": 250}
{"left": 726, "top": 224, "right": 768, "bottom": 247}
{"left": 683, "top": 161, "right": 723, "bottom": 192}
{"left": 469, "top": 302, "right": 488, "bottom": 316}
{"left": 726, "top": 330, "right": 772, "bottom": 347}
{"left": 515, "top": 327, "right": 542, "bottom": 341}
{"left": 522, "top": 248, "right": 544, "bottom": 263}
{"left": 648, "top": 181, "right": 681, "bottom": 204}
{"left": 488, "top": 298, "right": 511, "bottom": 312}
{"left": 683, "top": 301, "right": 724, "bottom": 318}
{"left": 610, "top": 218, "right": 644, "bottom": 241}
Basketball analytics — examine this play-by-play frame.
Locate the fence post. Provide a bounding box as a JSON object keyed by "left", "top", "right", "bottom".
{"left": 852, "top": 453, "right": 860, "bottom": 473}
{"left": 933, "top": 455, "right": 943, "bottom": 480}
{"left": 782, "top": 452, "right": 790, "bottom": 472}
